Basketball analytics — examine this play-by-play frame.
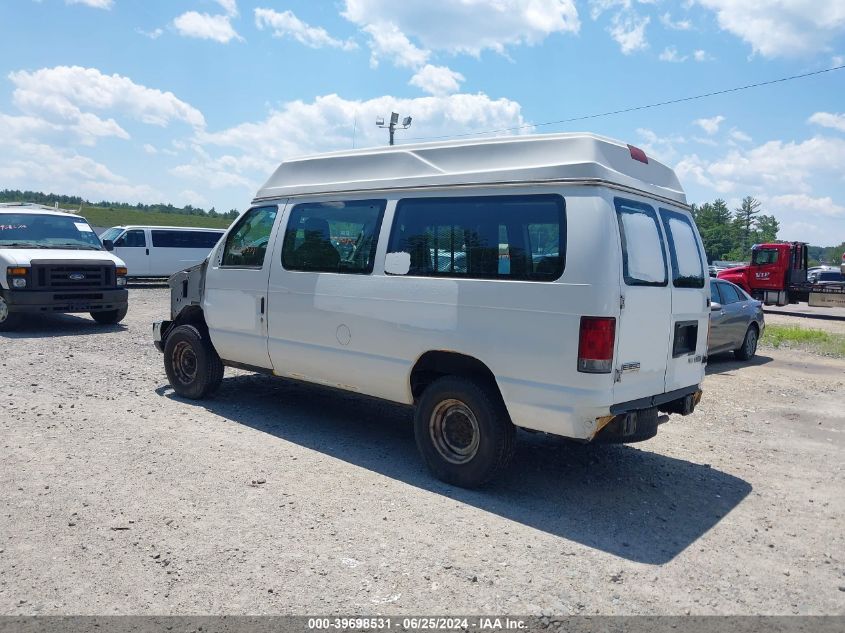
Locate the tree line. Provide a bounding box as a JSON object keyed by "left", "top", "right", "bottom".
{"left": 0, "top": 190, "right": 240, "bottom": 220}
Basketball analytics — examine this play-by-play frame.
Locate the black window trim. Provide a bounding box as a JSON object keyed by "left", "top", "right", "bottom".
{"left": 219, "top": 205, "right": 278, "bottom": 270}
{"left": 659, "top": 207, "right": 706, "bottom": 289}
{"left": 387, "top": 193, "right": 567, "bottom": 282}
{"left": 614, "top": 197, "right": 669, "bottom": 288}
{"left": 280, "top": 198, "right": 387, "bottom": 275}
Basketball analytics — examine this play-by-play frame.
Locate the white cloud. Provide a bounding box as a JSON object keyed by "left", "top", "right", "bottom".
{"left": 66, "top": 0, "right": 113, "bottom": 9}
{"left": 608, "top": 12, "right": 650, "bottom": 54}
{"left": 808, "top": 112, "right": 845, "bottom": 133}
{"left": 769, "top": 194, "right": 845, "bottom": 218}
{"left": 0, "top": 141, "right": 160, "bottom": 203}
{"left": 343, "top": 0, "right": 579, "bottom": 58}
{"left": 659, "top": 46, "right": 687, "bottom": 62}
{"left": 180, "top": 92, "right": 528, "bottom": 192}
{"left": 216, "top": 0, "right": 238, "bottom": 17}
{"left": 730, "top": 128, "right": 752, "bottom": 143}
{"left": 693, "top": 49, "right": 714, "bottom": 62}
{"left": 695, "top": 0, "right": 845, "bottom": 58}
{"left": 137, "top": 27, "right": 164, "bottom": 40}
{"left": 660, "top": 12, "right": 692, "bottom": 30}
{"left": 178, "top": 189, "right": 211, "bottom": 208}
{"left": 361, "top": 22, "right": 430, "bottom": 68}
{"left": 694, "top": 115, "right": 726, "bottom": 135}
{"left": 173, "top": 11, "right": 242, "bottom": 44}
{"left": 677, "top": 136, "right": 845, "bottom": 196}
{"left": 143, "top": 144, "right": 158, "bottom": 155}
{"left": 408, "top": 65, "right": 465, "bottom": 96}
{"left": 9, "top": 66, "right": 206, "bottom": 138}
{"left": 255, "top": 8, "right": 357, "bottom": 51}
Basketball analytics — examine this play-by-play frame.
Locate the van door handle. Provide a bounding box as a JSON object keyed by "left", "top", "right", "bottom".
{"left": 260, "top": 297, "right": 265, "bottom": 314}
{"left": 146, "top": 248, "right": 149, "bottom": 256}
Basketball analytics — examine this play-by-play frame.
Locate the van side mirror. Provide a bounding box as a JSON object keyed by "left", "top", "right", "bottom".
{"left": 103, "top": 239, "right": 114, "bottom": 251}
{"left": 710, "top": 301, "right": 722, "bottom": 312}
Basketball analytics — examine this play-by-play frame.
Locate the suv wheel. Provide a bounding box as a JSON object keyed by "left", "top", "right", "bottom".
{"left": 0, "top": 296, "right": 21, "bottom": 332}
{"left": 735, "top": 325, "right": 758, "bottom": 361}
{"left": 414, "top": 376, "right": 515, "bottom": 488}
{"left": 90, "top": 306, "right": 128, "bottom": 325}
{"left": 163, "top": 324, "right": 224, "bottom": 399}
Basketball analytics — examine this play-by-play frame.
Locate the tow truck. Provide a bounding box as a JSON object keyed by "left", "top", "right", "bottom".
{"left": 717, "top": 242, "right": 845, "bottom": 308}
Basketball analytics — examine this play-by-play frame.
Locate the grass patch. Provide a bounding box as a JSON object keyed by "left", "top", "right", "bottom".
{"left": 78, "top": 205, "right": 234, "bottom": 230}
{"left": 761, "top": 324, "right": 845, "bottom": 358}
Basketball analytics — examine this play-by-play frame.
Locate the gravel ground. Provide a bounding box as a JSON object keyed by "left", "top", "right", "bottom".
{"left": 1, "top": 287, "right": 843, "bottom": 615}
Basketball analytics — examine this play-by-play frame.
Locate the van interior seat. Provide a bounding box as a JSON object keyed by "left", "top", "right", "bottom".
{"left": 292, "top": 217, "right": 340, "bottom": 271}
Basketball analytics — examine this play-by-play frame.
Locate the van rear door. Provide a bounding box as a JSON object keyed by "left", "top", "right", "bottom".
{"left": 611, "top": 197, "right": 672, "bottom": 404}
{"left": 659, "top": 208, "right": 708, "bottom": 392}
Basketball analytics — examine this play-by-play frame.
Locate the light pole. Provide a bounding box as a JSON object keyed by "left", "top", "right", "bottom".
{"left": 376, "top": 112, "right": 412, "bottom": 146}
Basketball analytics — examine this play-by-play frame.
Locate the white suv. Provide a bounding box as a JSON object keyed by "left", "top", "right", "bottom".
{"left": 0, "top": 203, "right": 129, "bottom": 331}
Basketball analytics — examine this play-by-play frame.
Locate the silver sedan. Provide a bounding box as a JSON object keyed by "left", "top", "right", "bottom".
{"left": 708, "top": 278, "right": 765, "bottom": 360}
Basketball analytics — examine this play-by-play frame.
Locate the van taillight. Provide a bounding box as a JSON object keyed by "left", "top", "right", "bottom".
{"left": 578, "top": 317, "right": 616, "bottom": 374}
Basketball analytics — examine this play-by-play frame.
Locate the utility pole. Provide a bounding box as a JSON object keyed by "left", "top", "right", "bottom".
{"left": 376, "top": 112, "right": 412, "bottom": 146}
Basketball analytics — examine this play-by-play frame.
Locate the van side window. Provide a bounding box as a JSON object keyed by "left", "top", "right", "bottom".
{"left": 614, "top": 198, "right": 667, "bottom": 287}
{"left": 387, "top": 194, "right": 565, "bottom": 281}
{"left": 281, "top": 200, "right": 386, "bottom": 274}
{"left": 660, "top": 209, "right": 705, "bottom": 288}
{"left": 221, "top": 206, "right": 278, "bottom": 268}
{"left": 152, "top": 230, "right": 223, "bottom": 249}
{"left": 115, "top": 230, "right": 146, "bottom": 248}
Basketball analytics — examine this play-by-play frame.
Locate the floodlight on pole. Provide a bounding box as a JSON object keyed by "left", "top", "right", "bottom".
{"left": 376, "top": 111, "right": 413, "bottom": 146}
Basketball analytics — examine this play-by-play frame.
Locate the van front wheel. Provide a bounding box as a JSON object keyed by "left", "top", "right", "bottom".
{"left": 414, "top": 376, "right": 515, "bottom": 488}
{"left": 163, "top": 324, "right": 224, "bottom": 399}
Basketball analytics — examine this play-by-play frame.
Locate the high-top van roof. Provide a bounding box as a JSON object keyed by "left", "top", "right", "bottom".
{"left": 0, "top": 202, "right": 83, "bottom": 218}
{"left": 255, "top": 132, "right": 687, "bottom": 205}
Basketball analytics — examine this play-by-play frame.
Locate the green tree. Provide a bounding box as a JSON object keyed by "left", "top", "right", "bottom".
{"left": 734, "top": 196, "right": 762, "bottom": 253}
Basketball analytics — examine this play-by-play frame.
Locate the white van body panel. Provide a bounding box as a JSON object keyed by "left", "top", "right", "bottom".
{"left": 105, "top": 226, "right": 225, "bottom": 277}
{"left": 200, "top": 133, "right": 706, "bottom": 441}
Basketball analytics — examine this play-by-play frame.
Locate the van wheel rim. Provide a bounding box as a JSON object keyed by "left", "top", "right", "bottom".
{"left": 171, "top": 341, "right": 198, "bottom": 385}
{"left": 0, "top": 297, "right": 8, "bottom": 323}
{"left": 430, "top": 399, "right": 480, "bottom": 465}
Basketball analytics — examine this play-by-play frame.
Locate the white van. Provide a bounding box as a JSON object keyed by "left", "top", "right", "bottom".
{"left": 153, "top": 133, "right": 709, "bottom": 487}
{"left": 0, "top": 203, "right": 129, "bottom": 330}
{"left": 100, "top": 225, "right": 225, "bottom": 277}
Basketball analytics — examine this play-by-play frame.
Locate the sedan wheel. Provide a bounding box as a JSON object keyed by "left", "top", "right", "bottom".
{"left": 735, "top": 326, "right": 758, "bottom": 361}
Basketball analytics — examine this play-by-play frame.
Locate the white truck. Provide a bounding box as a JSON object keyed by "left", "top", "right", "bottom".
{"left": 153, "top": 133, "right": 709, "bottom": 487}
{"left": 0, "top": 203, "right": 129, "bottom": 331}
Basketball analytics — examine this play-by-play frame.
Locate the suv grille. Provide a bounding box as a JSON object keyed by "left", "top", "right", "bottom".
{"left": 32, "top": 264, "right": 114, "bottom": 290}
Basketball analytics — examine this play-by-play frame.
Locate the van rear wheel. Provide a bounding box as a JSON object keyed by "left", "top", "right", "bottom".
{"left": 414, "top": 376, "right": 515, "bottom": 488}
{"left": 163, "top": 324, "right": 224, "bottom": 399}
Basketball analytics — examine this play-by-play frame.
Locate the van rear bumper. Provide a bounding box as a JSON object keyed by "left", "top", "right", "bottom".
{"left": 499, "top": 378, "right": 702, "bottom": 440}
{"left": 610, "top": 384, "right": 702, "bottom": 415}
{"left": 2, "top": 288, "right": 128, "bottom": 314}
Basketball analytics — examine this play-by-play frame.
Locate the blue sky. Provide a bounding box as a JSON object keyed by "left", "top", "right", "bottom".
{"left": 1, "top": 0, "right": 844, "bottom": 243}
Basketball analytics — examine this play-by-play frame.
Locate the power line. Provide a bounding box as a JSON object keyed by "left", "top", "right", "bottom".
{"left": 403, "top": 64, "right": 845, "bottom": 142}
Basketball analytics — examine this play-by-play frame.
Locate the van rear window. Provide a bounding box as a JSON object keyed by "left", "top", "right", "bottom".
{"left": 151, "top": 230, "right": 223, "bottom": 249}
{"left": 614, "top": 198, "right": 667, "bottom": 287}
{"left": 387, "top": 194, "right": 565, "bottom": 281}
{"left": 660, "top": 209, "right": 705, "bottom": 289}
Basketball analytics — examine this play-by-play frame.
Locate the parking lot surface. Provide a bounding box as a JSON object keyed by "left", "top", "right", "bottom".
{"left": 1, "top": 288, "right": 843, "bottom": 615}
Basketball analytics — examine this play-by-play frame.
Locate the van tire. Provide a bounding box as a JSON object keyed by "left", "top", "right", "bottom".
{"left": 163, "top": 324, "right": 224, "bottom": 399}
{"left": 414, "top": 376, "right": 515, "bottom": 488}
{"left": 90, "top": 306, "right": 128, "bottom": 325}
{"left": 734, "top": 324, "right": 758, "bottom": 361}
{"left": 0, "top": 296, "right": 21, "bottom": 331}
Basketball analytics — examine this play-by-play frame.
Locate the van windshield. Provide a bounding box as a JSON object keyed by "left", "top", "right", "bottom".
{"left": 0, "top": 213, "right": 103, "bottom": 250}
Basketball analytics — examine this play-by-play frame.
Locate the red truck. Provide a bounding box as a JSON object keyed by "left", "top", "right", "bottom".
{"left": 717, "top": 242, "right": 845, "bottom": 308}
